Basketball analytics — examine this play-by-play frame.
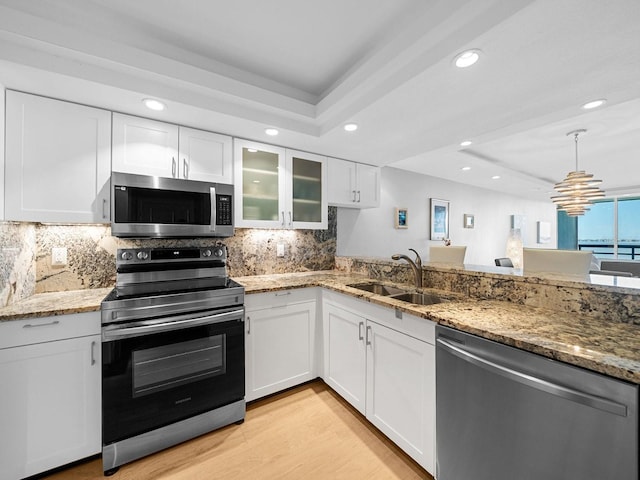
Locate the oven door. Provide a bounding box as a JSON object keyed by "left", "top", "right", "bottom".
{"left": 102, "top": 307, "right": 244, "bottom": 446}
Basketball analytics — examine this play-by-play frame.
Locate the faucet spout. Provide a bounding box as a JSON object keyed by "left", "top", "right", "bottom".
{"left": 391, "top": 249, "right": 423, "bottom": 288}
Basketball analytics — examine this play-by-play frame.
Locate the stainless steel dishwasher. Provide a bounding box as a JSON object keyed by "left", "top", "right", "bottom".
{"left": 436, "top": 326, "right": 638, "bottom": 480}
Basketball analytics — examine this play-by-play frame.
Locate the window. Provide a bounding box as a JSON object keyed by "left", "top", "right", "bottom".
{"left": 568, "top": 197, "right": 640, "bottom": 260}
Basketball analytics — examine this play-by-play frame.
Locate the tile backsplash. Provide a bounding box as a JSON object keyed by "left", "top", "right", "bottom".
{"left": 0, "top": 207, "right": 336, "bottom": 307}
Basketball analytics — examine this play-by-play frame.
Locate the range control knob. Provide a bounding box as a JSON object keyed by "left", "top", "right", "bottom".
{"left": 213, "top": 248, "right": 224, "bottom": 257}
{"left": 137, "top": 251, "right": 149, "bottom": 260}
{"left": 202, "top": 249, "right": 212, "bottom": 257}
{"left": 121, "top": 251, "right": 133, "bottom": 261}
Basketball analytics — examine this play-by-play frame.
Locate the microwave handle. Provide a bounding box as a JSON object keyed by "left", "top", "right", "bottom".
{"left": 210, "top": 186, "right": 216, "bottom": 232}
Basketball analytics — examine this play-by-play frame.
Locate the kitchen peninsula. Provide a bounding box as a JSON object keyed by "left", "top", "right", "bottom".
{"left": 2, "top": 264, "right": 638, "bottom": 383}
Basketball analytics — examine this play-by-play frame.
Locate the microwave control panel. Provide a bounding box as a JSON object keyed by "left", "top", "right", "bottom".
{"left": 216, "top": 195, "right": 233, "bottom": 225}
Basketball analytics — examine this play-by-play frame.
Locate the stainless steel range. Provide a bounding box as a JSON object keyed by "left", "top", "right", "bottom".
{"left": 100, "top": 244, "right": 245, "bottom": 475}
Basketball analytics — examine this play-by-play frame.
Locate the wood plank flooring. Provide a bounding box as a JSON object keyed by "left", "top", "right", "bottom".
{"left": 41, "top": 381, "right": 433, "bottom": 480}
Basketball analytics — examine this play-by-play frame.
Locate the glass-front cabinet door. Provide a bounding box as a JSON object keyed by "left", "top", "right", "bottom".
{"left": 234, "top": 140, "right": 287, "bottom": 228}
{"left": 286, "top": 149, "right": 327, "bottom": 229}
{"left": 234, "top": 140, "right": 327, "bottom": 229}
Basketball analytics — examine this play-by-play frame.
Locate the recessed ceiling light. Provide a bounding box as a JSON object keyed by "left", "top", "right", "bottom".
{"left": 344, "top": 123, "right": 358, "bottom": 132}
{"left": 265, "top": 128, "right": 279, "bottom": 136}
{"left": 491, "top": 175, "right": 501, "bottom": 180}
{"left": 460, "top": 140, "right": 472, "bottom": 147}
{"left": 581, "top": 99, "right": 607, "bottom": 110}
{"left": 454, "top": 49, "right": 481, "bottom": 68}
{"left": 461, "top": 166, "right": 471, "bottom": 171}
{"left": 143, "top": 98, "right": 166, "bottom": 111}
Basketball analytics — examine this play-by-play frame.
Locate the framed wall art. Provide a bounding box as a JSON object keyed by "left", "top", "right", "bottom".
{"left": 395, "top": 208, "right": 408, "bottom": 229}
{"left": 463, "top": 214, "right": 474, "bottom": 229}
{"left": 430, "top": 198, "right": 449, "bottom": 240}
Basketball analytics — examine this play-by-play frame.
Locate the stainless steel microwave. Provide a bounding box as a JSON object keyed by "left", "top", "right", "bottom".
{"left": 110, "top": 172, "right": 234, "bottom": 238}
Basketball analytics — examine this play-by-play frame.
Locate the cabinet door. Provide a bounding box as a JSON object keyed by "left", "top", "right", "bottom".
{"left": 324, "top": 302, "right": 367, "bottom": 414}
{"left": 5, "top": 91, "right": 111, "bottom": 223}
{"left": 286, "top": 149, "right": 328, "bottom": 229}
{"left": 0, "top": 335, "right": 101, "bottom": 479}
{"left": 112, "top": 113, "right": 179, "bottom": 178}
{"left": 366, "top": 321, "right": 435, "bottom": 473}
{"left": 234, "top": 139, "right": 287, "bottom": 228}
{"left": 245, "top": 301, "right": 316, "bottom": 401}
{"left": 327, "top": 157, "right": 357, "bottom": 206}
{"left": 178, "top": 127, "right": 233, "bottom": 183}
{"left": 356, "top": 163, "right": 381, "bottom": 208}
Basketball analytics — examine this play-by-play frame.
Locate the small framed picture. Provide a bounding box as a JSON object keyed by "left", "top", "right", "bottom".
{"left": 430, "top": 198, "right": 449, "bottom": 240}
{"left": 464, "top": 214, "right": 474, "bottom": 229}
{"left": 395, "top": 208, "right": 408, "bottom": 229}
{"left": 537, "top": 221, "right": 551, "bottom": 244}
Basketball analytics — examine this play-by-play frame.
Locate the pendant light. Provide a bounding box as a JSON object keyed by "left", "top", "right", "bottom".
{"left": 551, "top": 129, "right": 605, "bottom": 216}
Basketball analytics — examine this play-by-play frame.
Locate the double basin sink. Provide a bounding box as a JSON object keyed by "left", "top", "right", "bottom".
{"left": 347, "top": 282, "right": 449, "bottom": 306}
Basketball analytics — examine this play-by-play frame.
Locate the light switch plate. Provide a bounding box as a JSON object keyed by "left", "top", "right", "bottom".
{"left": 51, "top": 247, "right": 68, "bottom": 266}
{"left": 277, "top": 244, "right": 285, "bottom": 257}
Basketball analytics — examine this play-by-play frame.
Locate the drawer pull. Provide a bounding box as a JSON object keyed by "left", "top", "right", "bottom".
{"left": 23, "top": 320, "right": 60, "bottom": 329}
{"left": 275, "top": 292, "right": 291, "bottom": 297}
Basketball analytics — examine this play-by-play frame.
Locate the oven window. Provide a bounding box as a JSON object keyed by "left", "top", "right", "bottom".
{"left": 132, "top": 334, "right": 226, "bottom": 397}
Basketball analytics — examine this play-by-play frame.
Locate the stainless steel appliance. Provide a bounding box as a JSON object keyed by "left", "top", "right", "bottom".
{"left": 111, "top": 172, "right": 234, "bottom": 238}
{"left": 101, "top": 245, "right": 244, "bottom": 475}
{"left": 436, "top": 325, "right": 638, "bottom": 480}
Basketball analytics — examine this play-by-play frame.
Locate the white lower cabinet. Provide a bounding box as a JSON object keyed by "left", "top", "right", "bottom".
{"left": 245, "top": 289, "right": 319, "bottom": 402}
{"left": 323, "top": 292, "right": 435, "bottom": 474}
{"left": 0, "top": 312, "right": 101, "bottom": 480}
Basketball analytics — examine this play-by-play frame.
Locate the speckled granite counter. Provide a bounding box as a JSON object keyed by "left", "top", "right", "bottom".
{"left": 234, "top": 271, "right": 640, "bottom": 384}
{"left": 0, "top": 287, "right": 112, "bottom": 321}
{"left": 1, "top": 271, "right": 638, "bottom": 384}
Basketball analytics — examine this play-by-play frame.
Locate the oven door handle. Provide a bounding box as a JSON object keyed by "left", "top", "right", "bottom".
{"left": 102, "top": 307, "right": 244, "bottom": 341}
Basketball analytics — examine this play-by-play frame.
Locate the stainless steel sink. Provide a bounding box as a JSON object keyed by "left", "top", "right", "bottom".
{"left": 390, "top": 292, "right": 447, "bottom": 305}
{"left": 347, "top": 283, "right": 406, "bottom": 296}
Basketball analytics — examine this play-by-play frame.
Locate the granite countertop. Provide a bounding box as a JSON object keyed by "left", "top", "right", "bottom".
{"left": 1, "top": 272, "right": 638, "bottom": 384}
{"left": 0, "top": 287, "right": 112, "bottom": 321}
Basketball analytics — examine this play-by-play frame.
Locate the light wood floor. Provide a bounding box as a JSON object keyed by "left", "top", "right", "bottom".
{"left": 42, "top": 381, "right": 432, "bottom": 480}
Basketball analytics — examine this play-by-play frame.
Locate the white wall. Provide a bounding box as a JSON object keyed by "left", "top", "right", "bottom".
{"left": 337, "top": 167, "right": 557, "bottom": 266}
{"left": 0, "top": 85, "right": 4, "bottom": 220}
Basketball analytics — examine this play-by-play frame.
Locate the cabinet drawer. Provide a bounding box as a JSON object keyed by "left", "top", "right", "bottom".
{"left": 0, "top": 311, "right": 100, "bottom": 350}
{"left": 246, "top": 288, "right": 319, "bottom": 311}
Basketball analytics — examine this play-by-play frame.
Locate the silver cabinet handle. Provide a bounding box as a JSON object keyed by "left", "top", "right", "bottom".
{"left": 91, "top": 340, "right": 97, "bottom": 366}
{"left": 288, "top": 211, "right": 292, "bottom": 227}
{"left": 247, "top": 316, "right": 250, "bottom": 334}
{"left": 357, "top": 190, "right": 361, "bottom": 203}
{"left": 358, "top": 321, "right": 364, "bottom": 341}
{"left": 102, "top": 198, "right": 108, "bottom": 220}
{"left": 172, "top": 157, "right": 177, "bottom": 177}
{"left": 437, "top": 338, "right": 628, "bottom": 417}
{"left": 352, "top": 190, "right": 357, "bottom": 202}
{"left": 23, "top": 320, "right": 60, "bottom": 328}
{"left": 275, "top": 291, "right": 291, "bottom": 297}
{"left": 365, "top": 325, "right": 372, "bottom": 346}
{"left": 281, "top": 211, "right": 285, "bottom": 226}
{"left": 183, "top": 158, "right": 189, "bottom": 178}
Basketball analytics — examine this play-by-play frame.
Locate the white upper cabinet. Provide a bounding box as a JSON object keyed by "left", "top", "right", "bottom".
{"left": 112, "top": 113, "right": 232, "bottom": 184}
{"left": 178, "top": 126, "right": 233, "bottom": 184}
{"left": 5, "top": 91, "right": 111, "bottom": 223}
{"left": 234, "top": 139, "right": 328, "bottom": 229}
{"left": 327, "top": 158, "right": 380, "bottom": 208}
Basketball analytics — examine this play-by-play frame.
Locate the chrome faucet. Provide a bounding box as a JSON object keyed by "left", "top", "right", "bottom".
{"left": 391, "top": 248, "right": 423, "bottom": 288}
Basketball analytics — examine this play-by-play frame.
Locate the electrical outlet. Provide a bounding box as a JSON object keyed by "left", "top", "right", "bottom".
{"left": 277, "top": 243, "right": 285, "bottom": 257}
{"left": 51, "top": 247, "right": 68, "bottom": 266}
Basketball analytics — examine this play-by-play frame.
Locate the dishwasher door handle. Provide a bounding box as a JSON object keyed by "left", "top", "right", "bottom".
{"left": 437, "top": 337, "right": 628, "bottom": 417}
